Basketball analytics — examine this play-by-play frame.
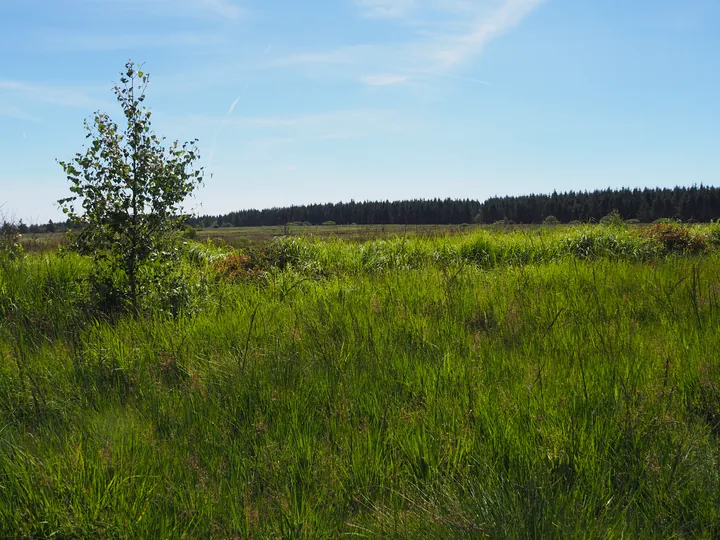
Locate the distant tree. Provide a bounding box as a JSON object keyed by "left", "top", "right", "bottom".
{"left": 58, "top": 60, "right": 204, "bottom": 312}
{"left": 600, "top": 210, "right": 625, "bottom": 228}
{"left": 542, "top": 215, "right": 560, "bottom": 226}
{"left": 46, "top": 220, "right": 56, "bottom": 233}
{"left": 0, "top": 220, "right": 22, "bottom": 259}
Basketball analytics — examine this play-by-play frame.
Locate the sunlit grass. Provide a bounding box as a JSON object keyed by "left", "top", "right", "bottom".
{"left": 1, "top": 223, "right": 720, "bottom": 537}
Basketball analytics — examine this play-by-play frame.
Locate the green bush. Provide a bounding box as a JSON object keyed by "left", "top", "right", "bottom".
{"left": 600, "top": 209, "right": 625, "bottom": 228}
{"left": 57, "top": 61, "right": 204, "bottom": 314}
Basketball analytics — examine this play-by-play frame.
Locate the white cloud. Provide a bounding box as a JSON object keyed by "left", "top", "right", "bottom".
{"left": 361, "top": 74, "right": 410, "bottom": 86}
{"left": 161, "top": 109, "right": 412, "bottom": 142}
{"left": 247, "top": 118, "right": 301, "bottom": 127}
{"left": 431, "top": 0, "right": 545, "bottom": 68}
{"left": 80, "top": 0, "right": 247, "bottom": 20}
{"left": 0, "top": 81, "right": 110, "bottom": 110}
{"left": 241, "top": 137, "right": 298, "bottom": 153}
{"left": 356, "top": 0, "right": 416, "bottom": 18}
{"left": 198, "top": 0, "right": 246, "bottom": 19}
{"left": 40, "top": 31, "right": 226, "bottom": 52}
{"left": 276, "top": 0, "right": 545, "bottom": 85}
{"left": 0, "top": 103, "right": 39, "bottom": 122}
{"left": 273, "top": 45, "right": 380, "bottom": 67}
{"left": 416, "top": 70, "right": 490, "bottom": 85}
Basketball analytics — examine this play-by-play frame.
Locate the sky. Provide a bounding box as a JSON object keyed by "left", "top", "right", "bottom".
{"left": 1, "top": 0, "right": 719, "bottom": 222}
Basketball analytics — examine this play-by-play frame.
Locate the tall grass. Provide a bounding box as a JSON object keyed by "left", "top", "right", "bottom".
{"left": 1, "top": 224, "right": 720, "bottom": 537}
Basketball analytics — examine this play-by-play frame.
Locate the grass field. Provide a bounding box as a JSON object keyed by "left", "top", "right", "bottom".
{"left": 19, "top": 224, "right": 480, "bottom": 253}
{"left": 197, "top": 224, "right": 480, "bottom": 247}
{"left": 2, "top": 223, "right": 720, "bottom": 537}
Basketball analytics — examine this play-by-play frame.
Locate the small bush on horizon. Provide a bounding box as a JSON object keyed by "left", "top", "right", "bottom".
{"left": 0, "top": 221, "right": 23, "bottom": 260}
{"left": 600, "top": 209, "right": 626, "bottom": 228}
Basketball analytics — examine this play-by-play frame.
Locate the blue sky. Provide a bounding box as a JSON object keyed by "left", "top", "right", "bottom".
{"left": 1, "top": 0, "right": 718, "bottom": 222}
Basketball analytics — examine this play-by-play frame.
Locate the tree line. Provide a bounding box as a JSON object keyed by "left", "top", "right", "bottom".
{"left": 12, "top": 184, "right": 720, "bottom": 234}
{"left": 189, "top": 185, "right": 720, "bottom": 228}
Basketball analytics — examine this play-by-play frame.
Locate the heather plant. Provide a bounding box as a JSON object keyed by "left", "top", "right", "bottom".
{"left": 641, "top": 222, "right": 706, "bottom": 253}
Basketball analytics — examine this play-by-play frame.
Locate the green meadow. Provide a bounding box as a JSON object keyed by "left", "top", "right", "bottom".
{"left": 2, "top": 223, "right": 720, "bottom": 538}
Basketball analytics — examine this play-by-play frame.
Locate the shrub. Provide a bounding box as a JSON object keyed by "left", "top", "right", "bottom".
{"left": 706, "top": 221, "right": 720, "bottom": 247}
{"left": 600, "top": 210, "right": 625, "bottom": 228}
{"left": 459, "top": 233, "right": 498, "bottom": 266}
{"left": 0, "top": 222, "right": 23, "bottom": 260}
{"left": 181, "top": 226, "right": 198, "bottom": 240}
{"left": 641, "top": 223, "right": 706, "bottom": 253}
{"left": 57, "top": 61, "right": 204, "bottom": 313}
{"left": 543, "top": 215, "right": 560, "bottom": 226}
{"left": 212, "top": 254, "right": 257, "bottom": 281}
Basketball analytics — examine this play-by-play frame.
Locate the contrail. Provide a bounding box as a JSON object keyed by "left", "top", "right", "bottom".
{"left": 228, "top": 95, "right": 241, "bottom": 115}
{"left": 227, "top": 84, "right": 248, "bottom": 116}
{"left": 209, "top": 84, "right": 250, "bottom": 167}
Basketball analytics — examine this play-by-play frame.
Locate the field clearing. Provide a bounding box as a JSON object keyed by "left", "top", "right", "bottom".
{"left": 19, "top": 222, "right": 605, "bottom": 252}
{"left": 2, "top": 223, "right": 720, "bottom": 537}
{"left": 197, "top": 224, "right": 482, "bottom": 246}
{"left": 19, "top": 224, "right": 479, "bottom": 253}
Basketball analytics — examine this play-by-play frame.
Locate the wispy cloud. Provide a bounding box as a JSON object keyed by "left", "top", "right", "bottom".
{"left": 431, "top": 0, "right": 545, "bottom": 69}
{"left": 31, "top": 0, "right": 246, "bottom": 53}
{"left": 279, "top": 0, "right": 545, "bottom": 84}
{"left": 356, "top": 0, "right": 416, "bottom": 19}
{"left": 417, "top": 70, "right": 490, "bottom": 85}
{"left": 81, "top": 0, "right": 247, "bottom": 21}
{"left": 165, "top": 108, "right": 411, "bottom": 139}
{"left": 0, "top": 81, "right": 109, "bottom": 110}
{"left": 39, "top": 30, "right": 226, "bottom": 52}
{"left": 243, "top": 109, "right": 406, "bottom": 130}
{"left": 0, "top": 103, "right": 40, "bottom": 122}
{"left": 251, "top": 137, "right": 298, "bottom": 150}
{"left": 273, "top": 45, "right": 380, "bottom": 67}
{"left": 198, "top": 0, "right": 246, "bottom": 19}
{"left": 361, "top": 74, "right": 410, "bottom": 86}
